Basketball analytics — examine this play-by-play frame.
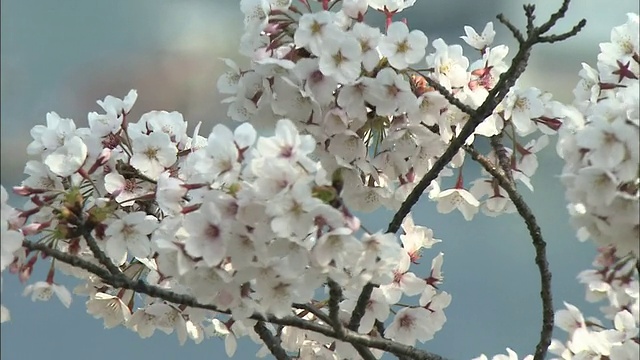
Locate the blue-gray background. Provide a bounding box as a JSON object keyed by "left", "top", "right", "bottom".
{"left": 1, "top": 1, "right": 638, "bottom": 359}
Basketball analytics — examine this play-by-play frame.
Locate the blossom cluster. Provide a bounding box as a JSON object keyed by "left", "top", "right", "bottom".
{"left": 0, "top": 0, "right": 638, "bottom": 359}
{"left": 0, "top": 86, "right": 449, "bottom": 356}
{"left": 548, "top": 14, "right": 640, "bottom": 359}
{"left": 226, "top": 0, "right": 569, "bottom": 222}
{"left": 557, "top": 13, "right": 639, "bottom": 257}
{"left": 549, "top": 247, "right": 639, "bottom": 359}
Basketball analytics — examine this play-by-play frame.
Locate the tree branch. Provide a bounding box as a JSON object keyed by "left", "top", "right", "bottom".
{"left": 490, "top": 133, "right": 514, "bottom": 185}
{"left": 327, "top": 279, "right": 345, "bottom": 337}
{"left": 254, "top": 321, "right": 291, "bottom": 360}
{"left": 22, "top": 239, "right": 446, "bottom": 360}
{"left": 464, "top": 146, "right": 553, "bottom": 360}
{"left": 348, "top": 0, "right": 584, "bottom": 354}
{"left": 83, "top": 230, "right": 122, "bottom": 276}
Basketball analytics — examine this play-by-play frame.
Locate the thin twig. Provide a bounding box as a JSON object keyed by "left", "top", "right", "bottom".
{"left": 347, "top": 1, "right": 585, "bottom": 355}
{"left": 497, "top": 14, "right": 525, "bottom": 44}
{"left": 464, "top": 146, "right": 553, "bottom": 360}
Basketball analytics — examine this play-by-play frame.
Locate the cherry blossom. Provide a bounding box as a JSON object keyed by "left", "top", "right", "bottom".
{"left": 0, "top": 3, "right": 637, "bottom": 360}
{"left": 44, "top": 136, "right": 88, "bottom": 177}
{"left": 434, "top": 187, "right": 480, "bottom": 221}
{"left": 105, "top": 212, "right": 158, "bottom": 266}
{"left": 379, "top": 21, "right": 428, "bottom": 70}
{"left": 22, "top": 281, "right": 72, "bottom": 308}
{"left": 86, "top": 292, "right": 133, "bottom": 329}
{"left": 318, "top": 35, "right": 363, "bottom": 84}
{"left": 384, "top": 307, "right": 434, "bottom": 346}
{"left": 461, "top": 22, "right": 496, "bottom": 51}
{"left": 130, "top": 131, "right": 178, "bottom": 181}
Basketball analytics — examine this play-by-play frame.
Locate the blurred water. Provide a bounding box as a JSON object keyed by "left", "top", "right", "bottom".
{"left": 1, "top": 1, "right": 638, "bottom": 359}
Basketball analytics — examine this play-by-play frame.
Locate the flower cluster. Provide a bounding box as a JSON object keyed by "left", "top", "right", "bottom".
{"left": 0, "top": 81, "right": 449, "bottom": 355}
{"left": 558, "top": 13, "right": 639, "bottom": 257}
{"left": 550, "top": 247, "right": 639, "bottom": 359}
{"left": 224, "top": 0, "right": 567, "bottom": 222}
{"left": 0, "top": 0, "right": 638, "bottom": 359}
{"left": 549, "top": 14, "right": 640, "bottom": 359}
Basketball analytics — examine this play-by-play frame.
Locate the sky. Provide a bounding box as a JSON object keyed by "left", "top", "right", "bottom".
{"left": 1, "top": 1, "right": 638, "bottom": 359}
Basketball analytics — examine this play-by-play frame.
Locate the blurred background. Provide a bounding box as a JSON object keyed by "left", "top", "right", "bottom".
{"left": 1, "top": 1, "right": 638, "bottom": 359}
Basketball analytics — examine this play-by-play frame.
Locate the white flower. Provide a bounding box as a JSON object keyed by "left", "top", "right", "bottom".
{"left": 368, "top": 68, "right": 418, "bottom": 116}
{"left": 104, "top": 173, "right": 150, "bottom": 206}
{"left": 479, "top": 348, "right": 533, "bottom": 360}
{"left": 503, "top": 87, "right": 546, "bottom": 136}
{"left": 384, "top": 307, "right": 433, "bottom": 346}
{"left": 342, "top": 287, "right": 390, "bottom": 334}
{"left": 293, "top": 58, "right": 339, "bottom": 107}
{"left": 555, "top": 302, "right": 586, "bottom": 334}
{"left": 27, "top": 112, "right": 78, "bottom": 156}
{"left": 105, "top": 212, "right": 157, "bottom": 265}
{"left": 126, "top": 305, "right": 165, "bottom": 339}
{"left": 358, "top": 231, "right": 404, "bottom": 283}
{"left": 22, "top": 281, "right": 72, "bottom": 308}
{"left": 87, "top": 111, "right": 121, "bottom": 138}
{"left": 22, "top": 160, "right": 64, "bottom": 192}
{"left": 379, "top": 21, "right": 428, "bottom": 70}
{"left": 461, "top": 22, "right": 495, "bottom": 50}
{"left": 0, "top": 304, "right": 9, "bottom": 323}
{"left": 193, "top": 124, "right": 242, "bottom": 183}
{"left": 97, "top": 89, "right": 137, "bottom": 115}
{"left": 267, "top": 180, "right": 322, "bottom": 239}
{"left": 400, "top": 214, "right": 440, "bottom": 260}
{"left": 294, "top": 11, "right": 342, "bottom": 56}
{"left": 599, "top": 13, "right": 639, "bottom": 61}
{"left": 313, "top": 227, "right": 363, "bottom": 269}
{"left": 575, "top": 117, "right": 629, "bottom": 169}
{"left": 142, "top": 111, "right": 188, "bottom": 146}
{"left": 86, "top": 292, "right": 132, "bottom": 329}
{"left": 368, "top": 0, "right": 416, "bottom": 13}
{"left": 255, "top": 119, "right": 316, "bottom": 167}
{"left": 379, "top": 252, "right": 426, "bottom": 304}
{"left": 130, "top": 131, "right": 177, "bottom": 181}
{"left": 183, "top": 202, "right": 230, "bottom": 267}
{"left": 205, "top": 319, "right": 238, "bottom": 357}
{"left": 426, "top": 38, "right": 470, "bottom": 89}
{"left": 318, "top": 35, "right": 363, "bottom": 84}
{"left": 240, "top": 0, "right": 269, "bottom": 31}
{"left": 1, "top": 223, "right": 22, "bottom": 272}
{"left": 217, "top": 58, "right": 243, "bottom": 95}
{"left": 351, "top": 22, "right": 382, "bottom": 72}
{"left": 155, "top": 172, "right": 187, "bottom": 215}
{"left": 44, "top": 136, "right": 88, "bottom": 177}
{"left": 337, "top": 77, "right": 376, "bottom": 120}
{"left": 434, "top": 188, "right": 480, "bottom": 221}
{"left": 341, "top": 0, "right": 369, "bottom": 19}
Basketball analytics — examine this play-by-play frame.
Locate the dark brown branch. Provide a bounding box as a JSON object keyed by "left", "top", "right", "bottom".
{"left": 419, "top": 77, "right": 476, "bottom": 115}
{"left": 524, "top": 4, "right": 537, "bottom": 36}
{"left": 83, "top": 230, "right": 122, "bottom": 276}
{"left": 327, "top": 279, "right": 345, "bottom": 336}
{"left": 349, "top": 1, "right": 584, "bottom": 356}
{"left": 22, "top": 239, "right": 446, "bottom": 360}
{"left": 292, "top": 303, "right": 333, "bottom": 325}
{"left": 497, "top": 13, "right": 525, "bottom": 44}
{"left": 464, "top": 146, "right": 553, "bottom": 360}
{"left": 490, "top": 133, "right": 514, "bottom": 185}
{"left": 538, "top": 19, "right": 587, "bottom": 44}
{"left": 254, "top": 322, "right": 291, "bottom": 360}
